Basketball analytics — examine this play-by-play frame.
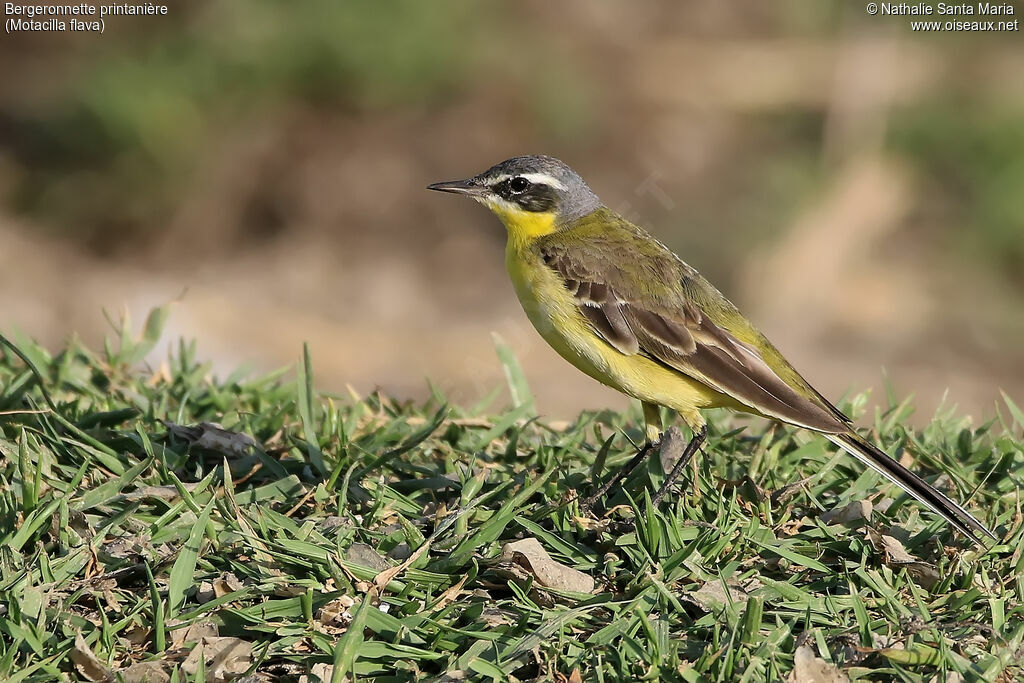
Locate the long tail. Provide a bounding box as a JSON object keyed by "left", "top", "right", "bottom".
{"left": 824, "top": 431, "right": 995, "bottom": 548}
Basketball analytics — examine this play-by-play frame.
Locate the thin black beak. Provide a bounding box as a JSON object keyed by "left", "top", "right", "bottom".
{"left": 426, "top": 178, "right": 488, "bottom": 197}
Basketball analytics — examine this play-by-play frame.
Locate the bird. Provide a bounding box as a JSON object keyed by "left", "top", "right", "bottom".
{"left": 427, "top": 154, "right": 995, "bottom": 547}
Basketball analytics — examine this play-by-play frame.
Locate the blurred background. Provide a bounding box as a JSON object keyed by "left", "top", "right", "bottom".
{"left": 2, "top": 0, "right": 1022, "bottom": 424}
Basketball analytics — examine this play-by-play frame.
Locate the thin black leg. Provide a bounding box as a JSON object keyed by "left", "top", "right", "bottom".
{"left": 651, "top": 426, "right": 707, "bottom": 508}
{"left": 582, "top": 439, "right": 658, "bottom": 509}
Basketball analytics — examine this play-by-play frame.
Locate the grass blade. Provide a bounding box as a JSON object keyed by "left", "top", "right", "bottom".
{"left": 167, "top": 499, "right": 215, "bottom": 617}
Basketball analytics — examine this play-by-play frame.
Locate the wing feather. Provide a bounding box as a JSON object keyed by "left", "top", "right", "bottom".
{"left": 537, "top": 225, "right": 849, "bottom": 432}
{"left": 579, "top": 300, "right": 638, "bottom": 355}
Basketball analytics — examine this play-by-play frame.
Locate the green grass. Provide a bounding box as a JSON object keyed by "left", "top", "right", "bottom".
{"left": 1, "top": 309, "right": 1022, "bottom": 682}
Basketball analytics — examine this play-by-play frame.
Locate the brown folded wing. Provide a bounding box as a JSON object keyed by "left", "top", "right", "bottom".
{"left": 539, "top": 239, "right": 849, "bottom": 433}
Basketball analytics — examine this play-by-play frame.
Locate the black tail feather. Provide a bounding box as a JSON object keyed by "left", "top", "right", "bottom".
{"left": 825, "top": 432, "right": 995, "bottom": 548}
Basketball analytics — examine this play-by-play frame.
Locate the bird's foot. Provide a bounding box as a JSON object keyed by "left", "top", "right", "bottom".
{"left": 581, "top": 425, "right": 708, "bottom": 514}
{"left": 581, "top": 437, "right": 660, "bottom": 512}
{"left": 651, "top": 425, "right": 707, "bottom": 508}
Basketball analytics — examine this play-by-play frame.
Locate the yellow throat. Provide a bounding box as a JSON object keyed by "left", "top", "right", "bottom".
{"left": 486, "top": 200, "right": 558, "bottom": 247}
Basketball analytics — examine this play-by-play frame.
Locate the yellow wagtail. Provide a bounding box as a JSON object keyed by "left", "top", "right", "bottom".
{"left": 428, "top": 155, "right": 994, "bottom": 546}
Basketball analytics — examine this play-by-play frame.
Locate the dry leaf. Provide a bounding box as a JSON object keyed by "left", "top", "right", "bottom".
{"left": 102, "top": 584, "right": 123, "bottom": 615}
{"left": 123, "top": 624, "right": 151, "bottom": 646}
{"left": 480, "top": 608, "right": 516, "bottom": 627}
{"left": 789, "top": 644, "right": 850, "bottom": 683}
{"left": 275, "top": 584, "right": 311, "bottom": 598}
{"left": 871, "top": 631, "right": 905, "bottom": 650}
{"left": 431, "top": 575, "right": 469, "bottom": 611}
{"left": 865, "top": 529, "right": 940, "bottom": 590}
{"left": 573, "top": 516, "right": 610, "bottom": 533}
{"left": 162, "top": 421, "right": 258, "bottom": 456}
{"left": 182, "top": 637, "right": 253, "bottom": 682}
{"left": 319, "top": 516, "right": 350, "bottom": 533}
{"left": 373, "top": 538, "right": 432, "bottom": 591}
{"left": 190, "top": 571, "right": 244, "bottom": 605}
{"left": 487, "top": 561, "right": 534, "bottom": 589}
{"left": 196, "top": 581, "right": 217, "bottom": 604}
{"left": 347, "top": 543, "right": 392, "bottom": 572}
{"left": 199, "top": 572, "right": 244, "bottom": 602}
{"left": 115, "top": 485, "right": 204, "bottom": 503}
{"left": 684, "top": 581, "right": 750, "bottom": 612}
{"left": 387, "top": 542, "right": 413, "bottom": 561}
{"left": 498, "top": 538, "right": 595, "bottom": 593}
{"left": 554, "top": 669, "right": 584, "bottom": 683}
{"left": 119, "top": 661, "right": 170, "bottom": 683}
{"left": 658, "top": 426, "right": 687, "bottom": 473}
{"left": 307, "top": 662, "right": 335, "bottom": 683}
{"left": 103, "top": 533, "right": 153, "bottom": 559}
{"left": 450, "top": 417, "right": 494, "bottom": 428}
{"left": 821, "top": 500, "right": 872, "bottom": 525}
{"left": 866, "top": 529, "right": 915, "bottom": 562}
{"left": 71, "top": 633, "right": 114, "bottom": 682}
{"left": 216, "top": 573, "right": 243, "bottom": 594}
{"left": 172, "top": 621, "right": 219, "bottom": 649}
{"left": 771, "top": 475, "right": 815, "bottom": 506}
{"left": 315, "top": 595, "right": 355, "bottom": 635}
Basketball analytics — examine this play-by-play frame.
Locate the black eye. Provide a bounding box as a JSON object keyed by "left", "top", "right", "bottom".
{"left": 509, "top": 177, "right": 530, "bottom": 194}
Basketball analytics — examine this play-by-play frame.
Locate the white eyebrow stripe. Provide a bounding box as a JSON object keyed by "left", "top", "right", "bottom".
{"left": 517, "top": 172, "right": 565, "bottom": 190}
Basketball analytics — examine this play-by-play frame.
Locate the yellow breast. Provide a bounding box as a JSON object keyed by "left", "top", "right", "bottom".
{"left": 503, "top": 239, "right": 734, "bottom": 422}
{"left": 505, "top": 244, "right": 596, "bottom": 369}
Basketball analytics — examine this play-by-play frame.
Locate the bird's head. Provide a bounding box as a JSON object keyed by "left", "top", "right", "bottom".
{"left": 428, "top": 155, "right": 601, "bottom": 239}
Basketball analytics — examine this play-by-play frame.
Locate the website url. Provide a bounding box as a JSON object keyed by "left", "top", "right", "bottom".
{"left": 911, "top": 18, "right": 1019, "bottom": 30}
